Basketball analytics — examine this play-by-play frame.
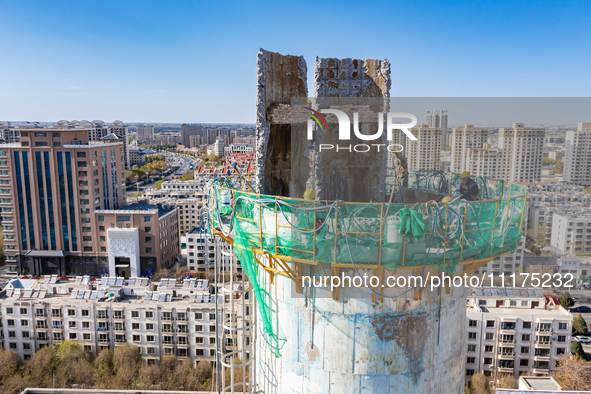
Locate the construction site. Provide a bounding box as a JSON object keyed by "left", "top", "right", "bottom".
{"left": 203, "top": 49, "right": 527, "bottom": 393}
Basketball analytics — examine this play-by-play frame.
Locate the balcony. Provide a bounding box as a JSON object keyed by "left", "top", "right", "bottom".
{"left": 532, "top": 368, "right": 550, "bottom": 375}
{"left": 497, "top": 366, "right": 514, "bottom": 373}
{"left": 113, "top": 325, "right": 126, "bottom": 332}
{"left": 498, "top": 352, "right": 515, "bottom": 359}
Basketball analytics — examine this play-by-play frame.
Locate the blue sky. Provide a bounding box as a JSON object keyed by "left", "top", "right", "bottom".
{"left": 1, "top": 0, "right": 590, "bottom": 123}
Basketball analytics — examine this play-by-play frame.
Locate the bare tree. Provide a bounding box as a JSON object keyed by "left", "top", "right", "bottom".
{"left": 553, "top": 354, "right": 591, "bottom": 390}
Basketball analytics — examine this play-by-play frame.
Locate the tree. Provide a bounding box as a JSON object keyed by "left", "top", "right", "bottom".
{"left": 27, "top": 346, "right": 55, "bottom": 387}
{"left": 553, "top": 354, "right": 591, "bottom": 390}
{"left": 0, "top": 348, "right": 22, "bottom": 380}
{"left": 537, "top": 238, "right": 548, "bottom": 247}
{"left": 554, "top": 161, "right": 564, "bottom": 174}
{"left": 154, "top": 180, "right": 163, "bottom": 189}
{"left": 571, "top": 340, "right": 585, "bottom": 358}
{"left": 496, "top": 375, "right": 518, "bottom": 389}
{"left": 445, "top": 146, "right": 451, "bottom": 151}
{"left": 195, "top": 360, "right": 213, "bottom": 387}
{"left": 558, "top": 291, "right": 575, "bottom": 308}
{"left": 466, "top": 373, "right": 491, "bottom": 394}
{"left": 573, "top": 314, "right": 588, "bottom": 334}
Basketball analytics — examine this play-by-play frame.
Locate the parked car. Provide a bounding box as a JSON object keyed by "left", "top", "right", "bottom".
{"left": 570, "top": 306, "right": 591, "bottom": 313}
{"left": 575, "top": 336, "right": 591, "bottom": 343}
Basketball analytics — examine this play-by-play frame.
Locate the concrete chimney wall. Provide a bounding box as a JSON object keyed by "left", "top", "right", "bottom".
{"left": 255, "top": 49, "right": 307, "bottom": 197}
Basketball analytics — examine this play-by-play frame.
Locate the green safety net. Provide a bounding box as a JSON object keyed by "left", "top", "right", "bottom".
{"left": 209, "top": 171, "right": 526, "bottom": 357}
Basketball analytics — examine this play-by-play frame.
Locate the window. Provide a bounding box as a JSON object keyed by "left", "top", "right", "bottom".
{"left": 82, "top": 322, "right": 90, "bottom": 329}
{"left": 69, "top": 333, "right": 77, "bottom": 340}
{"left": 82, "top": 310, "right": 89, "bottom": 316}
{"left": 469, "top": 320, "right": 477, "bottom": 327}
{"left": 510, "top": 300, "right": 517, "bottom": 306}
{"left": 195, "top": 325, "right": 203, "bottom": 332}
{"left": 8, "top": 331, "right": 15, "bottom": 338}
{"left": 21, "top": 319, "right": 29, "bottom": 327}
{"left": 78, "top": 161, "right": 87, "bottom": 167}
{"left": 485, "top": 333, "right": 494, "bottom": 340}
{"left": 522, "top": 334, "right": 530, "bottom": 341}
{"left": 147, "top": 335, "right": 155, "bottom": 342}
{"left": 523, "top": 321, "right": 531, "bottom": 329}
{"left": 133, "top": 335, "right": 140, "bottom": 342}
{"left": 98, "top": 215, "right": 104, "bottom": 222}
{"left": 195, "top": 312, "right": 203, "bottom": 320}
{"left": 6, "top": 307, "right": 13, "bottom": 314}
{"left": 195, "top": 337, "right": 204, "bottom": 344}
{"left": 484, "top": 345, "right": 493, "bottom": 352}
{"left": 209, "top": 349, "right": 215, "bottom": 357}
{"left": 132, "top": 323, "right": 140, "bottom": 330}
{"left": 69, "top": 321, "right": 76, "bottom": 328}
{"left": 196, "top": 349, "right": 204, "bottom": 356}
{"left": 144, "top": 216, "right": 151, "bottom": 222}
{"left": 557, "top": 335, "right": 566, "bottom": 343}
{"left": 209, "top": 325, "right": 215, "bottom": 333}
{"left": 145, "top": 236, "right": 152, "bottom": 243}
{"left": 146, "top": 323, "right": 154, "bottom": 330}
{"left": 557, "top": 347, "right": 566, "bottom": 355}
{"left": 559, "top": 322, "right": 567, "bottom": 330}
{"left": 118, "top": 215, "right": 130, "bottom": 222}
{"left": 209, "top": 313, "right": 216, "bottom": 320}
{"left": 132, "top": 311, "right": 139, "bottom": 318}
{"left": 146, "top": 247, "right": 152, "bottom": 253}
{"left": 486, "top": 320, "right": 495, "bottom": 328}
{"left": 520, "top": 359, "right": 529, "bottom": 366}
{"left": 77, "top": 152, "right": 87, "bottom": 158}
{"left": 9, "top": 343, "right": 17, "bottom": 349}
{"left": 521, "top": 301, "right": 528, "bottom": 307}
{"left": 467, "top": 344, "right": 476, "bottom": 352}
{"left": 145, "top": 227, "right": 151, "bottom": 233}
{"left": 20, "top": 308, "right": 28, "bottom": 315}
{"left": 483, "top": 358, "right": 492, "bottom": 365}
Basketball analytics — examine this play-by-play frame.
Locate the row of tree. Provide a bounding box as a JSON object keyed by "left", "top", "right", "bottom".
{"left": 0, "top": 341, "right": 215, "bottom": 394}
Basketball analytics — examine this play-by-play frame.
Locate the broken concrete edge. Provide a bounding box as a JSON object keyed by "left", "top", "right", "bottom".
{"left": 255, "top": 48, "right": 308, "bottom": 194}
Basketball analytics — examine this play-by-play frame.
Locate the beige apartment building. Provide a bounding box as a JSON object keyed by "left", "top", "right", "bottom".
{"left": 399, "top": 124, "right": 441, "bottom": 171}
{"left": 564, "top": 122, "right": 591, "bottom": 186}
{"left": 94, "top": 202, "right": 180, "bottom": 277}
{"left": 498, "top": 123, "right": 545, "bottom": 183}
{"left": 451, "top": 124, "right": 489, "bottom": 173}
{"left": 0, "top": 128, "right": 126, "bottom": 276}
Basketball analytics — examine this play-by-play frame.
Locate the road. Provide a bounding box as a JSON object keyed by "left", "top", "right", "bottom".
{"left": 126, "top": 152, "right": 200, "bottom": 192}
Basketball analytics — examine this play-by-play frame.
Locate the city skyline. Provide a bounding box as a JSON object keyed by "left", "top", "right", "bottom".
{"left": 2, "top": 1, "right": 591, "bottom": 123}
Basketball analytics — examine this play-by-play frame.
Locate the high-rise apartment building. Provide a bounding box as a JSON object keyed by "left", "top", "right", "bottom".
{"left": 564, "top": 122, "right": 591, "bottom": 186}
{"left": 181, "top": 124, "right": 203, "bottom": 147}
{"left": 425, "top": 109, "right": 448, "bottom": 150}
{"left": 400, "top": 124, "right": 441, "bottom": 171}
{"left": 0, "top": 128, "right": 127, "bottom": 276}
{"left": 498, "top": 123, "right": 545, "bottom": 183}
{"left": 136, "top": 124, "right": 154, "bottom": 144}
{"left": 450, "top": 125, "right": 489, "bottom": 173}
{"left": 465, "top": 145, "right": 503, "bottom": 179}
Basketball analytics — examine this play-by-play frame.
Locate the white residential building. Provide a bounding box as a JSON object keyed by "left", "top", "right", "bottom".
{"left": 550, "top": 212, "right": 591, "bottom": 256}
{"left": 466, "top": 287, "right": 572, "bottom": 383}
{"left": 136, "top": 124, "right": 155, "bottom": 144}
{"left": 0, "top": 276, "right": 249, "bottom": 364}
{"left": 498, "top": 124, "right": 545, "bottom": 183}
{"left": 224, "top": 143, "right": 254, "bottom": 156}
{"left": 185, "top": 227, "right": 237, "bottom": 276}
{"left": 564, "top": 122, "right": 591, "bottom": 186}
